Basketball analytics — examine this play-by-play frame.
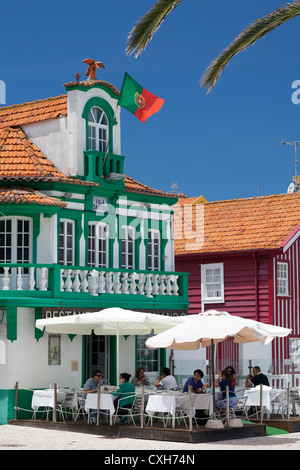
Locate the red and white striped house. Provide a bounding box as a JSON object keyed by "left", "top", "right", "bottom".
{"left": 174, "top": 193, "right": 300, "bottom": 381}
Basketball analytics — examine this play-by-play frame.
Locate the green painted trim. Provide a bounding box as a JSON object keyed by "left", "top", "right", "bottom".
{"left": 35, "top": 307, "right": 44, "bottom": 341}
{"left": 82, "top": 97, "right": 116, "bottom": 155}
{"left": 66, "top": 82, "right": 120, "bottom": 101}
{"left": 109, "top": 336, "right": 117, "bottom": 386}
{"left": 6, "top": 305, "right": 17, "bottom": 342}
{"left": 160, "top": 349, "right": 166, "bottom": 370}
{"left": 121, "top": 191, "right": 179, "bottom": 206}
{"left": 0, "top": 389, "right": 16, "bottom": 424}
{"left": 82, "top": 336, "right": 86, "bottom": 386}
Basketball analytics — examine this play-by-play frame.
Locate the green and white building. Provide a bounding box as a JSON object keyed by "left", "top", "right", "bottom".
{"left": 0, "top": 69, "right": 189, "bottom": 424}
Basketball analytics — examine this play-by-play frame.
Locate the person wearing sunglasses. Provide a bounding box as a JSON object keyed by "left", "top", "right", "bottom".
{"left": 82, "top": 369, "right": 104, "bottom": 423}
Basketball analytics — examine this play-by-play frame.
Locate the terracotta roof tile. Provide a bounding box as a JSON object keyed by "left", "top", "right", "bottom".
{"left": 0, "top": 95, "right": 67, "bottom": 130}
{"left": 0, "top": 127, "right": 95, "bottom": 185}
{"left": 174, "top": 193, "right": 300, "bottom": 255}
{"left": 0, "top": 186, "right": 66, "bottom": 207}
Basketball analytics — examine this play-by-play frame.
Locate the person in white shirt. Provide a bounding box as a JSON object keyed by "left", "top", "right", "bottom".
{"left": 155, "top": 367, "right": 177, "bottom": 389}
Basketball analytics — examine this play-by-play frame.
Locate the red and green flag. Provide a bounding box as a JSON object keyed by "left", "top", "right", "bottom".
{"left": 118, "top": 73, "right": 165, "bottom": 123}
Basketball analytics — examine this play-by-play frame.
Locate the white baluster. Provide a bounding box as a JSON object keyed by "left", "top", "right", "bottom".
{"left": 113, "top": 272, "right": 121, "bottom": 294}
{"left": 29, "top": 267, "right": 35, "bottom": 291}
{"left": 89, "top": 270, "right": 98, "bottom": 296}
{"left": 137, "top": 273, "right": 145, "bottom": 295}
{"left": 17, "top": 267, "right": 23, "bottom": 290}
{"left": 145, "top": 274, "right": 153, "bottom": 298}
{"left": 129, "top": 273, "right": 137, "bottom": 294}
{"left": 152, "top": 274, "right": 160, "bottom": 296}
{"left": 80, "top": 270, "right": 88, "bottom": 293}
{"left": 121, "top": 272, "right": 129, "bottom": 294}
{"left": 2, "top": 267, "right": 10, "bottom": 290}
{"left": 106, "top": 272, "right": 114, "bottom": 294}
{"left": 159, "top": 275, "right": 166, "bottom": 295}
{"left": 171, "top": 275, "right": 179, "bottom": 295}
{"left": 65, "top": 270, "right": 73, "bottom": 292}
{"left": 39, "top": 268, "right": 48, "bottom": 291}
{"left": 98, "top": 271, "right": 106, "bottom": 294}
{"left": 73, "top": 270, "right": 81, "bottom": 292}
{"left": 165, "top": 275, "right": 172, "bottom": 295}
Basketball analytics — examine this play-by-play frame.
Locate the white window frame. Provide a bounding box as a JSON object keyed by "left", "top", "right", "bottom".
{"left": 201, "top": 263, "right": 224, "bottom": 303}
{"left": 59, "top": 219, "right": 75, "bottom": 266}
{"left": 121, "top": 226, "right": 135, "bottom": 269}
{"left": 88, "top": 106, "right": 109, "bottom": 152}
{"left": 0, "top": 216, "right": 32, "bottom": 264}
{"left": 148, "top": 229, "right": 160, "bottom": 271}
{"left": 88, "top": 222, "right": 109, "bottom": 268}
{"left": 277, "top": 262, "right": 289, "bottom": 296}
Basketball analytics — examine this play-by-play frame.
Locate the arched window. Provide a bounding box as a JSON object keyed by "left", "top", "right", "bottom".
{"left": 88, "top": 107, "right": 108, "bottom": 152}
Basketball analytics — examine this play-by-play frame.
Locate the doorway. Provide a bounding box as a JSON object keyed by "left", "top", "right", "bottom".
{"left": 85, "top": 334, "right": 109, "bottom": 383}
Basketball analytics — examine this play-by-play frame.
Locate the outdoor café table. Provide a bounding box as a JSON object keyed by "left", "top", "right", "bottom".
{"left": 84, "top": 392, "right": 115, "bottom": 425}
{"left": 244, "top": 386, "right": 282, "bottom": 417}
{"left": 31, "top": 389, "right": 67, "bottom": 420}
{"left": 145, "top": 392, "right": 186, "bottom": 428}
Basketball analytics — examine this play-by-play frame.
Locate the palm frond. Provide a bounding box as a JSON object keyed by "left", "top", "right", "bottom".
{"left": 201, "top": 1, "right": 300, "bottom": 93}
{"left": 126, "top": 0, "right": 183, "bottom": 57}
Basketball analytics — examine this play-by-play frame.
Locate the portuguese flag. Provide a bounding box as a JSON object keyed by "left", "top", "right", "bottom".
{"left": 118, "top": 73, "right": 165, "bottom": 123}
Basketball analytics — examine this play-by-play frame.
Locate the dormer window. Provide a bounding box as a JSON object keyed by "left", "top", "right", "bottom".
{"left": 88, "top": 107, "right": 108, "bottom": 152}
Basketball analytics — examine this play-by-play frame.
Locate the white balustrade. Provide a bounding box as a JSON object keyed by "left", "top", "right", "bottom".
{"left": 0, "top": 266, "right": 181, "bottom": 298}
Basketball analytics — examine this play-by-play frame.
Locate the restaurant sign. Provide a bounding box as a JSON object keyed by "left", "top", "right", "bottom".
{"left": 42, "top": 308, "right": 100, "bottom": 319}
{"left": 42, "top": 308, "right": 186, "bottom": 319}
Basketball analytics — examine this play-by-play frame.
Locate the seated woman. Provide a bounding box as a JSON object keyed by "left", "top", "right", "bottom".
{"left": 216, "top": 369, "right": 238, "bottom": 418}
{"left": 132, "top": 367, "right": 150, "bottom": 387}
{"left": 112, "top": 373, "right": 135, "bottom": 425}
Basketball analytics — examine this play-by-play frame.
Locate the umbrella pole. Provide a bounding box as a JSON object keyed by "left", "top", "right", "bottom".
{"left": 211, "top": 339, "right": 216, "bottom": 420}
{"left": 116, "top": 329, "right": 119, "bottom": 386}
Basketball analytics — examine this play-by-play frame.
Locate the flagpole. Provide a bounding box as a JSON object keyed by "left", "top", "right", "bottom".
{"left": 103, "top": 104, "right": 119, "bottom": 171}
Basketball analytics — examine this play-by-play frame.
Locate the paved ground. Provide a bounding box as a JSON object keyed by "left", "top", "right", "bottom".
{"left": 0, "top": 424, "right": 300, "bottom": 451}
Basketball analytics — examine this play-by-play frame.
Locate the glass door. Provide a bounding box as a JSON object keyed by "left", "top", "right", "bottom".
{"left": 85, "top": 334, "right": 109, "bottom": 383}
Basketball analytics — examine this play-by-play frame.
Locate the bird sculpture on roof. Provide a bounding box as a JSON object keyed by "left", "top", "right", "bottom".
{"left": 82, "top": 58, "right": 105, "bottom": 80}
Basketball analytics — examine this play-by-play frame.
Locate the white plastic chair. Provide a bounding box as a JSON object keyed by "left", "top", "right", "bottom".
{"left": 113, "top": 394, "right": 136, "bottom": 425}
{"left": 229, "top": 397, "right": 250, "bottom": 423}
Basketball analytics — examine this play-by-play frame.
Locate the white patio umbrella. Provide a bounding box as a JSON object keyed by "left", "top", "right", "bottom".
{"left": 145, "top": 310, "right": 292, "bottom": 419}
{"left": 35, "top": 307, "right": 186, "bottom": 383}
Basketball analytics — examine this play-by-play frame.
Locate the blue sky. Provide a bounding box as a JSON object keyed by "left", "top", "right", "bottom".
{"left": 1, "top": 0, "right": 300, "bottom": 202}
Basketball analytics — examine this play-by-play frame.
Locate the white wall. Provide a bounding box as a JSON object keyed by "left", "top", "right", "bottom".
{"left": 0, "top": 308, "right": 82, "bottom": 390}
{"left": 23, "top": 85, "right": 121, "bottom": 178}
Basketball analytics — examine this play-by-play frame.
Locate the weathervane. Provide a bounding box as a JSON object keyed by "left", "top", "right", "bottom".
{"left": 82, "top": 59, "right": 105, "bottom": 80}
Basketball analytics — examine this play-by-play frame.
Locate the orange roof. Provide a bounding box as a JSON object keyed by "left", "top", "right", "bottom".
{"left": 124, "top": 175, "right": 186, "bottom": 199}
{"left": 0, "top": 95, "right": 67, "bottom": 130}
{"left": 0, "top": 126, "right": 94, "bottom": 185}
{"left": 0, "top": 186, "right": 66, "bottom": 207}
{"left": 174, "top": 193, "right": 300, "bottom": 255}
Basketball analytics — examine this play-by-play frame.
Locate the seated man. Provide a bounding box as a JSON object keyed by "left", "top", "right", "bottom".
{"left": 155, "top": 367, "right": 177, "bottom": 389}
{"left": 82, "top": 369, "right": 104, "bottom": 423}
{"left": 183, "top": 369, "right": 204, "bottom": 393}
{"left": 245, "top": 366, "right": 270, "bottom": 387}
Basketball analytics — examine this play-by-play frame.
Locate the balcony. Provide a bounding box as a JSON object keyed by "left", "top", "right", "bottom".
{"left": 0, "top": 263, "right": 189, "bottom": 312}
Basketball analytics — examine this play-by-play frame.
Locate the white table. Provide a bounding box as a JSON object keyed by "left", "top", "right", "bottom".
{"left": 84, "top": 392, "right": 115, "bottom": 425}
{"left": 244, "top": 386, "right": 282, "bottom": 416}
{"left": 145, "top": 393, "right": 188, "bottom": 428}
{"left": 31, "top": 389, "right": 67, "bottom": 419}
